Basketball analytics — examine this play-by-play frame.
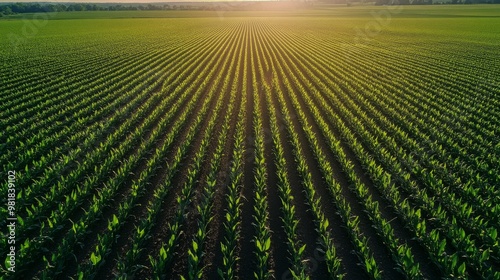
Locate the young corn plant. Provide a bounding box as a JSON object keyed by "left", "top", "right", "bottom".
{"left": 262, "top": 78, "right": 308, "bottom": 279}
{"left": 217, "top": 29, "right": 248, "bottom": 280}
{"left": 247, "top": 42, "right": 274, "bottom": 280}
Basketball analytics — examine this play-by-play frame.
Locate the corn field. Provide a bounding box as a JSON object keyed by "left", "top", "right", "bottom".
{"left": 1, "top": 8, "right": 500, "bottom": 280}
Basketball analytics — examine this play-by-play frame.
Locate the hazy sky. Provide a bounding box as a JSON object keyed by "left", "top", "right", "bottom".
{"left": 0, "top": 0, "right": 250, "bottom": 2}
{"left": 0, "top": 0, "right": 243, "bottom": 2}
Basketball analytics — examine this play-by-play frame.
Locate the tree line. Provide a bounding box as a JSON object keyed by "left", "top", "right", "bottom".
{"left": 0, "top": 3, "right": 178, "bottom": 16}
{"left": 1, "top": 0, "right": 499, "bottom": 16}
{"left": 374, "top": 0, "right": 500, "bottom": 4}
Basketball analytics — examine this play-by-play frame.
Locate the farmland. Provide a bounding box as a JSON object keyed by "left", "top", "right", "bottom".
{"left": 1, "top": 5, "right": 500, "bottom": 280}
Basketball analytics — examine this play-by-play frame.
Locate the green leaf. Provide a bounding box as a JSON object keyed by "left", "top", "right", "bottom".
{"left": 298, "top": 244, "right": 306, "bottom": 256}
{"left": 192, "top": 240, "right": 198, "bottom": 252}
{"left": 490, "top": 229, "right": 497, "bottom": 240}
{"left": 457, "top": 262, "right": 466, "bottom": 275}
{"left": 481, "top": 249, "right": 490, "bottom": 262}
{"left": 322, "top": 219, "right": 329, "bottom": 231}
{"left": 159, "top": 246, "right": 167, "bottom": 260}
{"left": 188, "top": 250, "right": 198, "bottom": 263}
{"left": 5, "top": 256, "right": 12, "bottom": 270}
{"left": 90, "top": 252, "right": 100, "bottom": 266}
{"left": 256, "top": 240, "right": 262, "bottom": 251}
{"left": 17, "top": 215, "right": 24, "bottom": 227}
{"left": 264, "top": 238, "right": 271, "bottom": 251}
{"left": 438, "top": 239, "right": 446, "bottom": 255}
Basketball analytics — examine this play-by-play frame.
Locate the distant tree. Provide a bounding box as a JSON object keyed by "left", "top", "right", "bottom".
{"left": 22, "top": 3, "right": 36, "bottom": 13}
{"left": 10, "top": 3, "right": 24, "bottom": 13}
{"left": 1, "top": 6, "right": 13, "bottom": 15}
{"left": 146, "top": 4, "right": 163, "bottom": 10}
{"left": 53, "top": 4, "right": 66, "bottom": 12}
{"left": 68, "top": 4, "right": 85, "bottom": 11}
{"left": 42, "top": 5, "right": 53, "bottom": 12}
